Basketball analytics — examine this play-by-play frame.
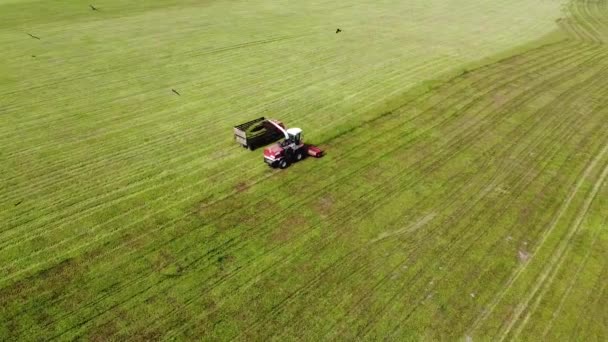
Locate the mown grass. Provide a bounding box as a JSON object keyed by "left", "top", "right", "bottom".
{"left": 2, "top": 0, "right": 608, "bottom": 340}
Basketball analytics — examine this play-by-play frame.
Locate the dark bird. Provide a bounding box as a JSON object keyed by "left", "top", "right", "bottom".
{"left": 90, "top": 4, "right": 98, "bottom": 11}
{"left": 172, "top": 89, "right": 181, "bottom": 96}
{"left": 14, "top": 200, "right": 22, "bottom": 206}
{"left": 27, "top": 33, "right": 40, "bottom": 40}
{"left": 336, "top": 28, "right": 342, "bottom": 33}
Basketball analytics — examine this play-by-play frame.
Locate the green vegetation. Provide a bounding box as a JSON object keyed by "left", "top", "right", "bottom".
{"left": 244, "top": 122, "right": 267, "bottom": 139}
{"left": 1, "top": 0, "right": 607, "bottom": 340}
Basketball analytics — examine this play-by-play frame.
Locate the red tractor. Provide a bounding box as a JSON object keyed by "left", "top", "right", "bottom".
{"left": 263, "top": 119, "right": 324, "bottom": 169}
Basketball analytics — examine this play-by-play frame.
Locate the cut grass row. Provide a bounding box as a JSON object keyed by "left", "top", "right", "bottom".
{"left": 559, "top": 0, "right": 608, "bottom": 42}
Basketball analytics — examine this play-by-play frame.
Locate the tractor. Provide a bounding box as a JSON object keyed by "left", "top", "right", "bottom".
{"left": 262, "top": 119, "right": 324, "bottom": 169}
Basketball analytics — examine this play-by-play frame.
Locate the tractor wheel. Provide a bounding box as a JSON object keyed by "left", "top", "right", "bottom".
{"left": 295, "top": 151, "right": 303, "bottom": 161}
{"left": 279, "top": 159, "right": 289, "bottom": 169}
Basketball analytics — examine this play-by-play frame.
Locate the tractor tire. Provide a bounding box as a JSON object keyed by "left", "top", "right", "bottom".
{"left": 279, "top": 159, "right": 289, "bottom": 169}
{"left": 295, "top": 151, "right": 303, "bottom": 161}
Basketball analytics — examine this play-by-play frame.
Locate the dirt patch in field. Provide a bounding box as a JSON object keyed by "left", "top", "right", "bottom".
{"left": 12, "top": 258, "right": 81, "bottom": 297}
{"left": 152, "top": 249, "right": 183, "bottom": 276}
{"left": 364, "top": 167, "right": 383, "bottom": 182}
{"left": 197, "top": 195, "right": 249, "bottom": 231}
{"left": 88, "top": 320, "right": 119, "bottom": 342}
{"left": 315, "top": 195, "right": 335, "bottom": 217}
{"left": 518, "top": 249, "right": 530, "bottom": 263}
{"left": 234, "top": 181, "right": 250, "bottom": 193}
{"left": 271, "top": 215, "right": 307, "bottom": 243}
{"left": 126, "top": 329, "right": 162, "bottom": 342}
{"left": 492, "top": 92, "right": 509, "bottom": 109}
{"left": 115, "top": 232, "right": 147, "bottom": 252}
{"left": 0, "top": 257, "right": 86, "bottom": 337}
{"left": 517, "top": 206, "right": 534, "bottom": 226}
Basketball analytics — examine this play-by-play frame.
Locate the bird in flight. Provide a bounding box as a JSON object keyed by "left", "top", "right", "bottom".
{"left": 336, "top": 28, "right": 342, "bottom": 33}
{"left": 90, "top": 4, "right": 98, "bottom": 11}
{"left": 172, "top": 89, "right": 181, "bottom": 96}
{"left": 27, "top": 33, "right": 40, "bottom": 40}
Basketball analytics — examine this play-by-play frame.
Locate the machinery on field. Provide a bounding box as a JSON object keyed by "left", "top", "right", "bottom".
{"left": 233, "top": 117, "right": 286, "bottom": 150}
{"left": 262, "top": 119, "right": 324, "bottom": 169}
{"left": 233, "top": 117, "right": 324, "bottom": 169}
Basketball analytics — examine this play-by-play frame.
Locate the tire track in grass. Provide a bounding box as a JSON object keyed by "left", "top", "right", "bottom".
{"left": 580, "top": 0, "right": 605, "bottom": 40}
{"left": 570, "top": 261, "right": 608, "bottom": 339}
{"left": 499, "top": 152, "right": 608, "bottom": 341}
{"left": 564, "top": 3, "right": 593, "bottom": 42}
{"left": 561, "top": 0, "right": 608, "bottom": 43}
{"left": 581, "top": 0, "right": 608, "bottom": 41}
{"left": 558, "top": 3, "right": 591, "bottom": 42}
{"left": 468, "top": 128, "right": 608, "bottom": 337}
{"left": 373, "top": 121, "right": 590, "bottom": 338}
{"left": 570, "top": 1, "right": 600, "bottom": 42}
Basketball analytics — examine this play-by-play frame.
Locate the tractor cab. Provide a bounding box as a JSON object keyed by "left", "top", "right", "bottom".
{"left": 286, "top": 128, "right": 303, "bottom": 145}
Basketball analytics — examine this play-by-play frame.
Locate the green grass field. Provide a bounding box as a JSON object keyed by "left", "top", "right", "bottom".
{"left": 1, "top": 0, "right": 608, "bottom": 340}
